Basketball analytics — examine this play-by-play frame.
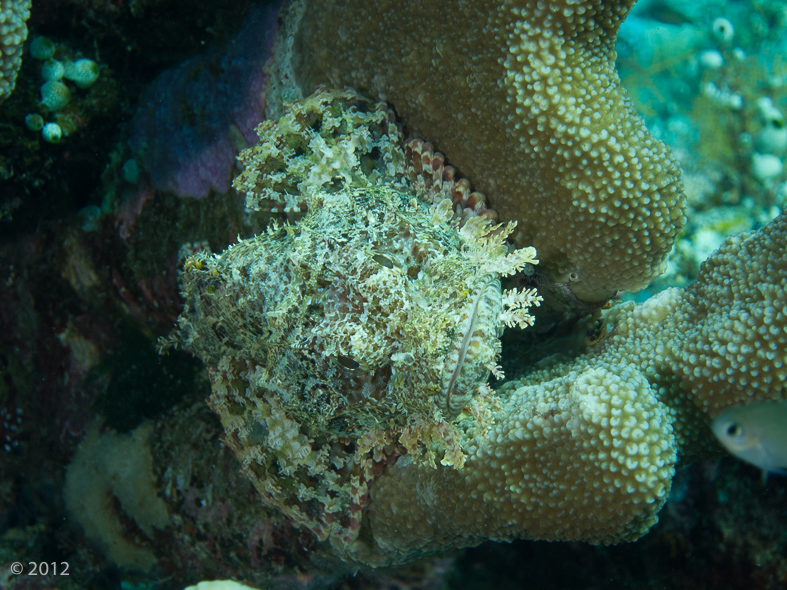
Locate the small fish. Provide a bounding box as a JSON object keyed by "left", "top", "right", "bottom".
{"left": 711, "top": 400, "right": 787, "bottom": 476}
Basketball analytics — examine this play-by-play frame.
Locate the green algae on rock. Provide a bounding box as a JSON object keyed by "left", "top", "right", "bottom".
{"left": 169, "top": 89, "right": 541, "bottom": 553}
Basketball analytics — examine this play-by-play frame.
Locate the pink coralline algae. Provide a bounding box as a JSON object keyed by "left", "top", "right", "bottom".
{"left": 129, "top": 2, "right": 282, "bottom": 199}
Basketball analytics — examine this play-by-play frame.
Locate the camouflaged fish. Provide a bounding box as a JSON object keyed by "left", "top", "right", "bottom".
{"left": 167, "top": 89, "right": 542, "bottom": 549}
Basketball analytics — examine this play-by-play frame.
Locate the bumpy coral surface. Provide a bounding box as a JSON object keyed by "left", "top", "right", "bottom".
{"left": 669, "top": 217, "right": 787, "bottom": 416}
{"left": 569, "top": 213, "right": 787, "bottom": 459}
{"left": 0, "top": 0, "right": 30, "bottom": 103}
{"left": 347, "top": 213, "right": 787, "bottom": 566}
{"left": 172, "top": 89, "right": 540, "bottom": 556}
{"left": 171, "top": 86, "right": 787, "bottom": 567}
{"left": 271, "top": 0, "right": 687, "bottom": 304}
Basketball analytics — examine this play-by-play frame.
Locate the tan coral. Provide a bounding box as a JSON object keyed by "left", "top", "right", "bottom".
{"left": 0, "top": 0, "right": 31, "bottom": 104}
{"left": 667, "top": 214, "right": 787, "bottom": 416}
{"left": 347, "top": 213, "right": 787, "bottom": 566}
{"left": 357, "top": 364, "right": 676, "bottom": 565}
{"left": 271, "top": 0, "right": 686, "bottom": 304}
{"left": 171, "top": 86, "right": 787, "bottom": 567}
{"left": 575, "top": 213, "right": 787, "bottom": 457}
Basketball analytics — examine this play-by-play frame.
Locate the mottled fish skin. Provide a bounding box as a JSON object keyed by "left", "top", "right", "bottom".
{"left": 711, "top": 401, "right": 787, "bottom": 474}
{"left": 169, "top": 89, "right": 543, "bottom": 552}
